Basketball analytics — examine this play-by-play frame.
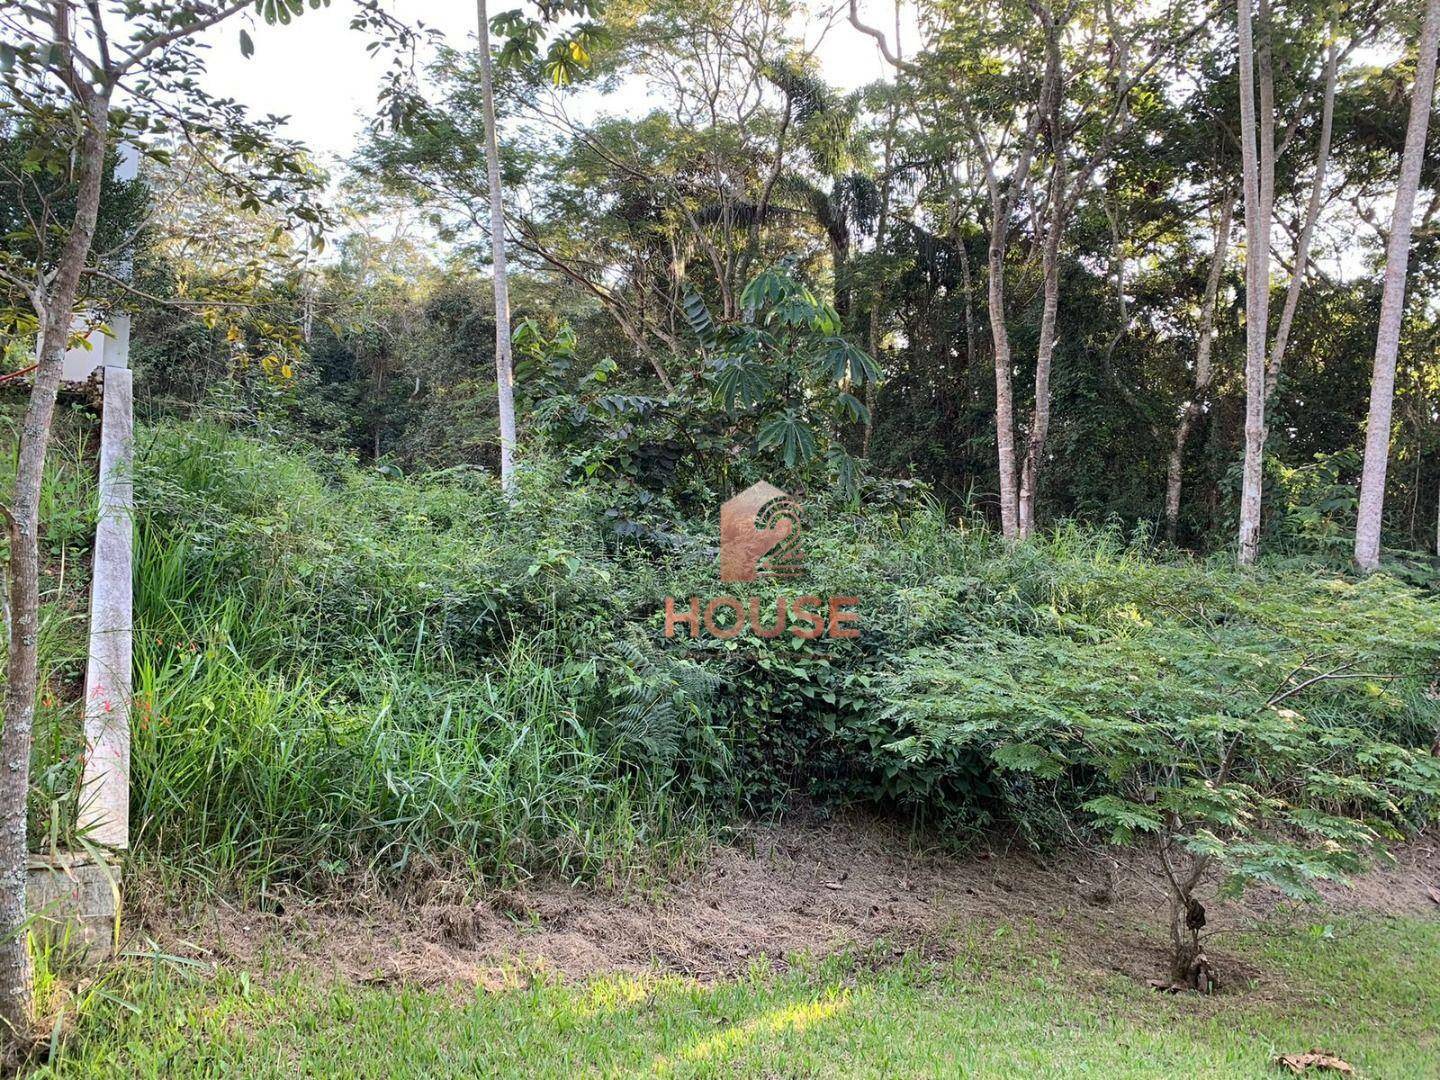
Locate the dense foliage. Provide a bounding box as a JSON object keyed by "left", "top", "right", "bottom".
{"left": 108, "top": 423, "right": 1440, "bottom": 946}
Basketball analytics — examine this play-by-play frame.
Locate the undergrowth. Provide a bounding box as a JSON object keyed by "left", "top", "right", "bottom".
{"left": 116, "top": 422, "right": 1440, "bottom": 906}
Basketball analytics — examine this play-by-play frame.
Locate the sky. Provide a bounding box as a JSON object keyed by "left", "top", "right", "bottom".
{"left": 198, "top": 0, "right": 907, "bottom": 171}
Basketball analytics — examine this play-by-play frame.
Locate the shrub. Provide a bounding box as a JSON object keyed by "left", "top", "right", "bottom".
{"left": 130, "top": 419, "right": 1440, "bottom": 974}
{"left": 879, "top": 537, "right": 1440, "bottom": 985}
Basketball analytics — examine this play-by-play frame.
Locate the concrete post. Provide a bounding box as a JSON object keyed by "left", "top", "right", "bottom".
{"left": 77, "top": 366, "right": 133, "bottom": 849}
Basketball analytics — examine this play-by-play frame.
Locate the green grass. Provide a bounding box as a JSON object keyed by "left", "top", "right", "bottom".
{"left": 26, "top": 916, "right": 1440, "bottom": 1077}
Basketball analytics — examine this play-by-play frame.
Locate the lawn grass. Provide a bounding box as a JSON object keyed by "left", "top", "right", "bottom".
{"left": 27, "top": 915, "right": 1440, "bottom": 1078}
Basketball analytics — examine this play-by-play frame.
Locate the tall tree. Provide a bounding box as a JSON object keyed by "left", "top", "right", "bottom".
{"left": 937, "top": 0, "right": 1181, "bottom": 538}
{"left": 1354, "top": 0, "right": 1440, "bottom": 570}
{"left": 950, "top": 5, "right": 1054, "bottom": 540}
{"left": 476, "top": 0, "right": 518, "bottom": 490}
{"left": 1233, "top": 0, "right": 1372, "bottom": 563}
{"left": 0, "top": 0, "right": 411, "bottom": 1040}
{"left": 1235, "top": 0, "right": 1274, "bottom": 565}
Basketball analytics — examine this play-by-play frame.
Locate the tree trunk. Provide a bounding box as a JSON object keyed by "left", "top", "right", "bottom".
{"left": 1165, "top": 195, "right": 1233, "bottom": 542}
{"left": 832, "top": 236, "right": 851, "bottom": 320}
{"left": 372, "top": 346, "right": 385, "bottom": 460}
{"left": 1265, "top": 36, "right": 1338, "bottom": 406}
{"left": 0, "top": 84, "right": 111, "bottom": 1042}
{"left": 1018, "top": 157, "right": 1066, "bottom": 539}
{"left": 476, "top": 0, "right": 517, "bottom": 491}
{"left": 1355, "top": 0, "right": 1440, "bottom": 571}
{"left": 988, "top": 226, "right": 1021, "bottom": 540}
{"left": 973, "top": 4, "right": 1055, "bottom": 541}
{"left": 1160, "top": 841, "right": 1214, "bottom": 991}
{"left": 957, "top": 226, "right": 979, "bottom": 374}
{"left": 1235, "top": 0, "right": 1274, "bottom": 566}
{"left": 864, "top": 10, "right": 902, "bottom": 461}
{"left": 1167, "top": 891, "right": 1200, "bottom": 983}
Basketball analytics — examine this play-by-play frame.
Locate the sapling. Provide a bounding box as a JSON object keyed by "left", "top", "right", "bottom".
{"left": 884, "top": 613, "right": 1440, "bottom": 989}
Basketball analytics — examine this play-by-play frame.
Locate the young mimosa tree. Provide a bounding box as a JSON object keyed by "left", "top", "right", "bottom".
{"left": 1354, "top": 0, "right": 1440, "bottom": 571}
{"left": 882, "top": 572, "right": 1440, "bottom": 989}
{"left": 0, "top": 0, "right": 413, "bottom": 1043}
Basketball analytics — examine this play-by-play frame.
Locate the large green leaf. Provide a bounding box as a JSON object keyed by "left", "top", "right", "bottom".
{"left": 712, "top": 356, "right": 771, "bottom": 412}
{"left": 681, "top": 288, "right": 718, "bottom": 350}
{"left": 757, "top": 411, "right": 817, "bottom": 466}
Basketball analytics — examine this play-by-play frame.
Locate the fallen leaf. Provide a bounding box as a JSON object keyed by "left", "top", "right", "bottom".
{"left": 1276, "top": 1050, "right": 1355, "bottom": 1075}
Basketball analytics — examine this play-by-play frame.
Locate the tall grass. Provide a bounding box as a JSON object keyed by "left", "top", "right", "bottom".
{"left": 123, "top": 421, "right": 1440, "bottom": 899}
{"left": 130, "top": 630, "right": 703, "bottom": 897}
{"left": 127, "top": 424, "right": 718, "bottom": 899}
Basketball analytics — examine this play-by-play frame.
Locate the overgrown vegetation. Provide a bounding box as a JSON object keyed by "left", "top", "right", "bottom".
{"left": 108, "top": 421, "right": 1440, "bottom": 983}
{"left": 5, "top": 0, "right": 1440, "bottom": 1060}
{"left": 127, "top": 425, "right": 725, "bottom": 897}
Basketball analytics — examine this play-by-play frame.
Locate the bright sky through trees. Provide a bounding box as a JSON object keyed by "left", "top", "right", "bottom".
{"left": 199, "top": 0, "right": 910, "bottom": 166}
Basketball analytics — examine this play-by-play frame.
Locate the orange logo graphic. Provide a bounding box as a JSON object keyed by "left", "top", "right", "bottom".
{"left": 662, "top": 480, "right": 859, "bottom": 640}
{"left": 720, "top": 481, "right": 804, "bottom": 582}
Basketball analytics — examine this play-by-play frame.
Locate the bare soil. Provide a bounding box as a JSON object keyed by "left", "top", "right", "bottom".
{"left": 136, "top": 809, "right": 1440, "bottom": 996}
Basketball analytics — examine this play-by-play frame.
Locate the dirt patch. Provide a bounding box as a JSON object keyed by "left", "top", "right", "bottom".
{"left": 136, "top": 809, "right": 1440, "bottom": 996}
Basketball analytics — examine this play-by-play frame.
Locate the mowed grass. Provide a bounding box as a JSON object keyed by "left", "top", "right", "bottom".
{"left": 28, "top": 916, "right": 1440, "bottom": 1078}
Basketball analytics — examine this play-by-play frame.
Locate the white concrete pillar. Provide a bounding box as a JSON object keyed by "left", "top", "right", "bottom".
{"left": 77, "top": 366, "right": 133, "bottom": 850}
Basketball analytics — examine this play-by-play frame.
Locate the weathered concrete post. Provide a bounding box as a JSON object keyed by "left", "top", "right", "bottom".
{"left": 77, "top": 365, "right": 133, "bottom": 849}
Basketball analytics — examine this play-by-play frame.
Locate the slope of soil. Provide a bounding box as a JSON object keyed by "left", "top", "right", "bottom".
{"left": 137, "top": 809, "right": 1440, "bottom": 995}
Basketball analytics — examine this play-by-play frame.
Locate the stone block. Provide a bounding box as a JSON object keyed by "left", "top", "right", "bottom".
{"left": 25, "top": 853, "right": 119, "bottom": 962}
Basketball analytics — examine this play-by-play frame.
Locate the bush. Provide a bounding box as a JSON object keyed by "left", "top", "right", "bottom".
{"left": 877, "top": 528, "right": 1440, "bottom": 984}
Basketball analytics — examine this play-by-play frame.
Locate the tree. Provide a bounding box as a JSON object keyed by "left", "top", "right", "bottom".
{"left": 923, "top": 0, "right": 1183, "bottom": 538}
{"left": 0, "top": 0, "right": 413, "bottom": 1042}
{"left": 476, "top": 0, "right": 518, "bottom": 490}
{"left": 1354, "top": 0, "right": 1440, "bottom": 571}
{"left": 1235, "top": 0, "right": 1275, "bottom": 566}
{"left": 1232, "top": 0, "right": 1381, "bottom": 564}
{"left": 944, "top": 2, "right": 1054, "bottom": 540}
{"left": 360, "top": 0, "right": 599, "bottom": 488}
{"left": 882, "top": 571, "right": 1440, "bottom": 988}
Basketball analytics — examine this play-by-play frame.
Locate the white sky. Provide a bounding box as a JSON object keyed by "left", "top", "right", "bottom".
{"left": 198, "top": 0, "right": 906, "bottom": 170}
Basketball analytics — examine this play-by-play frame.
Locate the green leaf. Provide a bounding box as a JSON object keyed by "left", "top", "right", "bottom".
{"left": 818, "top": 338, "right": 879, "bottom": 386}
{"left": 740, "top": 268, "right": 788, "bottom": 313}
{"left": 991, "top": 742, "right": 1065, "bottom": 779}
{"left": 757, "top": 412, "right": 817, "bottom": 466}
{"left": 835, "top": 391, "right": 869, "bottom": 424}
{"left": 239, "top": 29, "right": 255, "bottom": 58}
{"left": 712, "top": 357, "right": 770, "bottom": 412}
{"left": 681, "top": 288, "right": 717, "bottom": 350}
{"left": 1081, "top": 795, "right": 1163, "bottom": 844}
